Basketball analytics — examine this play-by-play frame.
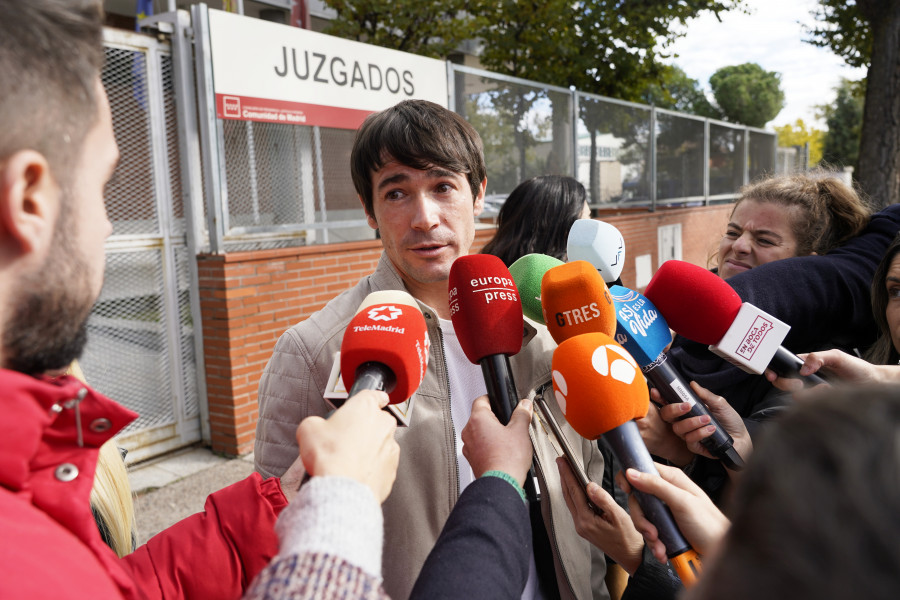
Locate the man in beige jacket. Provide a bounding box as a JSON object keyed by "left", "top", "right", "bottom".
{"left": 255, "top": 99, "right": 609, "bottom": 600}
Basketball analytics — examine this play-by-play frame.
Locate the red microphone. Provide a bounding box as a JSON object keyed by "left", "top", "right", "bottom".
{"left": 340, "top": 291, "right": 430, "bottom": 404}
{"left": 448, "top": 254, "right": 523, "bottom": 423}
{"left": 644, "top": 260, "right": 826, "bottom": 386}
{"left": 552, "top": 332, "right": 702, "bottom": 587}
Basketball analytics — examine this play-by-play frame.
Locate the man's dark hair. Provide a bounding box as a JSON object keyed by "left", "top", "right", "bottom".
{"left": 693, "top": 384, "right": 900, "bottom": 600}
{"left": 350, "top": 100, "right": 486, "bottom": 217}
{"left": 0, "top": 0, "right": 105, "bottom": 187}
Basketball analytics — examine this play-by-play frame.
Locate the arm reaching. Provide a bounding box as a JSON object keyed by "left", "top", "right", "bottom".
{"left": 621, "top": 464, "right": 730, "bottom": 563}
{"left": 557, "top": 457, "right": 644, "bottom": 575}
{"left": 461, "top": 395, "right": 534, "bottom": 487}
{"left": 765, "top": 349, "right": 900, "bottom": 391}
{"left": 658, "top": 382, "right": 752, "bottom": 479}
{"left": 636, "top": 389, "right": 694, "bottom": 467}
{"left": 297, "top": 389, "right": 399, "bottom": 503}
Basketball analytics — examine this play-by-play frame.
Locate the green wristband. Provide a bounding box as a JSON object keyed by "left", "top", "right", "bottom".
{"left": 481, "top": 470, "right": 527, "bottom": 503}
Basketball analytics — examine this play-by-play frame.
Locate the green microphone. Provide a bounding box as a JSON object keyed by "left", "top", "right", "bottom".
{"left": 508, "top": 253, "right": 564, "bottom": 324}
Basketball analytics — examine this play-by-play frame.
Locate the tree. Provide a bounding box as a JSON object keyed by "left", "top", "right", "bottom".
{"left": 818, "top": 78, "right": 865, "bottom": 172}
{"left": 773, "top": 119, "right": 824, "bottom": 167}
{"left": 807, "top": 0, "right": 900, "bottom": 208}
{"left": 322, "top": 0, "right": 746, "bottom": 197}
{"left": 709, "top": 63, "right": 785, "bottom": 128}
{"left": 321, "top": 0, "right": 479, "bottom": 59}
{"left": 641, "top": 65, "right": 723, "bottom": 119}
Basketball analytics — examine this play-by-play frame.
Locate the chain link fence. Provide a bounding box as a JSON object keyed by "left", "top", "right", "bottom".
{"left": 196, "top": 47, "right": 777, "bottom": 251}
{"left": 85, "top": 29, "right": 203, "bottom": 463}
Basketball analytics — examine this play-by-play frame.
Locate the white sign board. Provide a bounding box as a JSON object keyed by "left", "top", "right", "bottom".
{"left": 207, "top": 9, "right": 449, "bottom": 129}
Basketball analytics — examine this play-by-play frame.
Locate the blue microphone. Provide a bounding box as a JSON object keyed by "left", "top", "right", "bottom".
{"left": 610, "top": 285, "right": 744, "bottom": 471}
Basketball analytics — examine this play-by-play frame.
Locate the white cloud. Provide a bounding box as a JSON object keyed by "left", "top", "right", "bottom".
{"left": 662, "top": 0, "right": 866, "bottom": 129}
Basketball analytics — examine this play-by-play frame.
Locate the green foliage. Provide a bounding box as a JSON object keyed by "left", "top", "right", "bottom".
{"left": 321, "top": 0, "right": 480, "bottom": 59}
{"left": 819, "top": 78, "right": 865, "bottom": 170}
{"left": 805, "top": 1, "right": 871, "bottom": 69}
{"left": 640, "top": 65, "right": 723, "bottom": 119}
{"left": 473, "top": 1, "right": 745, "bottom": 102}
{"left": 773, "top": 119, "right": 824, "bottom": 167}
{"left": 709, "top": 63, "right": 785, "bottom": 127}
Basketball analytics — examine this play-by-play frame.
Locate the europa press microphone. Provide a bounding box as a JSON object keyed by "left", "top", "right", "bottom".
{"left": 644, "top": 260, "right": 827, "bottom": 386}
{"left": 340, "top": 290, "right": 430, "bottom": 406}
{"left": 609, "top": 285, "right": 744, "bottom": 470}
{"left": 448, "top": 254, "right": 525, "bottom": 423}
{"left": 448, "top": 254, "right": 543, "bottom": 502}
{"left": 566, "top": 219, "right": 626, "bottom": 286}
{"left": 552, "top": 332, "right": 702, "bottom": 587}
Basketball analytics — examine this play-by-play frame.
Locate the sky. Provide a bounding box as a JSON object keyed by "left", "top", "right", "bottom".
{"left": 662, "top": 0, "right": 867, "bottom": 130}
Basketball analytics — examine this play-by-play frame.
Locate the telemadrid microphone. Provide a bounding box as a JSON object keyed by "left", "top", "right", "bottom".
{"left": 552, "top": 332, "right": 702, "bottom": 587}
{"left": 340, "top": 290, "right": 430, "bottom": 404}
{"left": 540, "top": 260, "right": 617, "bottom": 344}
{"left": 609, "top": 285, "right": 744, "bottom": 470}
{"left": 508, "top": 253, "right": 564, "bottom": 324}
{"left": 644, "top": 260, "right": 827, "bottom": 386}
{"left": 448, "top": 254, "right": 524, "bottom": 423}
{"left": 566, "top": 218, "right": 626, "bottom": 285}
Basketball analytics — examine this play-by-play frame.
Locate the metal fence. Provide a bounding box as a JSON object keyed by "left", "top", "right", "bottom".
{"left": 86, "top": 28, "right": 206, "bottom": 464}
{"left": 451, "top": 65, "right": 778, "bottom": 213}
{"left": 183, "top": 6, "right": 777, "bottom": 253}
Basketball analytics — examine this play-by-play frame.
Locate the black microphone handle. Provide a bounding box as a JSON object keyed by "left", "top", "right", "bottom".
{"left": 603, "top": 420, "right": 693, "bottom": 559}
{"left": 480, "top": 354, "right": 519, "bottom": 424}
{"left": 643, "top": 353, "right": 744, "bottom": 471}
{"left": 348, "top": 361, "right": 396, "bottom": 397}
{"left": 479, "top": 354, "right": 540, "bottom": 503}
{"left": 770, "top": 346, "right": 828, "bottom": 387}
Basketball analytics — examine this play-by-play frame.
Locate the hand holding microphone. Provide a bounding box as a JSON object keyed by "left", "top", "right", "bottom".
{"left": 644, "top": 260, "right": 827, "bottom": 387}
{"left": 552, "top": 332, "right": 703, "bottom": 586}
{"left": 462, "top": 395, "right": 534, "bottom": 488}
{"left": 657, "top": 381, "right": 753, "bottom": 473}
{"left": 621, "top": 463, "right": 730, "bottom": 564}
{"left": 297, "top": 389, "right": 400, "bottom": 503}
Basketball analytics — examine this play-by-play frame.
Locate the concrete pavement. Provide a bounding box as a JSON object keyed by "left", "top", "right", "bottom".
{"left": 128, "top": 445, "right": 256, "bottom": 545}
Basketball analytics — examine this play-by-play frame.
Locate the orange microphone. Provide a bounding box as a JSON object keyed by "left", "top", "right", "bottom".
{"left": 552, "top": 332, "right": 703, "bottom": 587}
{"left": 540, "top": 260, "right": 617, "bottom": 344}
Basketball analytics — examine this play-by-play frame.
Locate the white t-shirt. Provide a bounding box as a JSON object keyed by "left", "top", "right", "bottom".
{"left": 438, "top": 318, "right": 544, "bottom": 600}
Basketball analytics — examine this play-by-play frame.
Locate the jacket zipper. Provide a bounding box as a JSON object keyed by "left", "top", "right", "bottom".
{"left": 429, "top": 313, "right": 459, "bottom": 507}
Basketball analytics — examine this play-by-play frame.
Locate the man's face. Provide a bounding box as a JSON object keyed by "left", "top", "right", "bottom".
{"left": 3, "top": 80, "right": 116, "bottom": 374}
{"left": 366, "top": 160, "right": 485, "bottom": 290}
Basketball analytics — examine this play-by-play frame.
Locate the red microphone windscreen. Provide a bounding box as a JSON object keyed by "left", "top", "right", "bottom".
{"left": 551, "top": 332, "right": 649, "bottom": 440}
{"left": 449, "top": 254, "right": 523, "bottom": 362}
{"left": 340, "top": 293, "right": 430, "bottom": 404}
{"left": 541, "top": 260, "right": 617, "bottom": 344}
{"left": 643, "top": 260, "right": 742, "bottom": 345}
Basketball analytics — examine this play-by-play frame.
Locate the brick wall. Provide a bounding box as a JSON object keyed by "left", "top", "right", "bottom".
{"left": 198, "top": 204, "right": 732, "bottom": 455}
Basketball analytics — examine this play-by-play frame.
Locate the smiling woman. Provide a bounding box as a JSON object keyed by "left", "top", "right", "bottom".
{"left": 714, "top": 173, "right": 871, "bottom": 280}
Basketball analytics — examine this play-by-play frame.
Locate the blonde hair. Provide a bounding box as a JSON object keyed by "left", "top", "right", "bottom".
{"left": 67, "top": 361, "right": 137, "bottom": 557}
{"left": 733, "top": 172, "right": 871, "bottom": 257}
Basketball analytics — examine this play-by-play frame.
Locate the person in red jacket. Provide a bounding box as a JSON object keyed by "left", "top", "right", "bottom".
{"left": 0, "top": 1, "right": 400, "bottom": 598}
